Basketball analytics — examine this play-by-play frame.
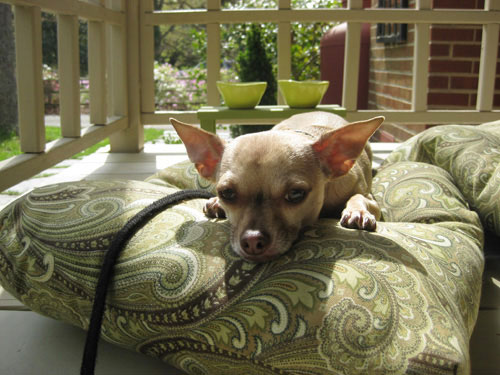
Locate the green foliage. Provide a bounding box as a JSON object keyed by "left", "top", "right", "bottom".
{"left": 0, "top": 126, "right": 60, "bottom": 161}
{"left": 0, "top": 128, "right": 168, "bottom": 161}
{"left": 153, "top": 0, "right": 206, "bottom": 67}
{"left": 0, "top": 4, "right": 18, "bottom": 136}
{"left": 232, "top": 24, "right": 277, "bottom": 137}
{"left": 237, "top": 24, "right": 277, "bottom": 105}
{"left": 41, "top": 12, "right": 89, "bottom": 76}
{"left": 154, "top": 62, "right": 207, "bottom": 110}
{"left": 189, "top": 0, "right": 341, "bottom": 82}
{"left": 154, "top": 63, "right": 237, "bottom": 110}
{"left": 0, "top": 130, "right": 21, "bottom": 161}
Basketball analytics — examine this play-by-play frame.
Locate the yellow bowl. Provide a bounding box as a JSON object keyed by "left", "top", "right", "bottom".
{"left": 278, "top": 80, "right": 329, "bottom": 108}
{"left": 217, "top": 81, "right": 267, "bottom": 109}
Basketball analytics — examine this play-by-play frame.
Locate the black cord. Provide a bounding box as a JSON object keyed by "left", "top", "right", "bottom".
{"left": 81, "top": 189, "right": 214, "bottom": 375}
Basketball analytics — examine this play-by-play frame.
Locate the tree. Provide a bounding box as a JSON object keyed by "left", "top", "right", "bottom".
{"left": 237, "top": 24, "right": 277, "bottom": 105}
{"left": 41, "top": 12, "right": 88, "bottom": 77}
{"left": 0, "top": 4, "right": 18, "bottom": 136}
{"left": 190, "top": 0, "right": 341, "bottom": 81}
{"left": 153, "top": 0, "right": 206, "bottom": 67}
{"left": 231, "top": 24, "right": 277, "bottom": 137}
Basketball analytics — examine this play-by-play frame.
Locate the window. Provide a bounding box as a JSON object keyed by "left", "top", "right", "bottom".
{"left": 376, "top": 0, "right": 408, "bottom": 44}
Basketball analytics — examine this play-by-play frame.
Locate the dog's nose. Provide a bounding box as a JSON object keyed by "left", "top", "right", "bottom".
{"left": 240, "top": 230, "right": 270, "bottom": 255}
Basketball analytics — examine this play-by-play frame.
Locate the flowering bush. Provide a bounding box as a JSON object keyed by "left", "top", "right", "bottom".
{"left": 154, "top": 62, "right": 237, "bottom": 110}
{"left": 154, "top": 62, "right": 206, "bottom": 110}
{"left": 43, "top": 64, "right": 59, "bottom": 113}
{"left": 42, "top": 64, "right": 90, "bottom": 113}
{"left": 42, "top": 62, "right": 238, "bottom": 113}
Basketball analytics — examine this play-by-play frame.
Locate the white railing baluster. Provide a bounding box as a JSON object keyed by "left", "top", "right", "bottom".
{"left": 140, "top": 0, "right": 155, "bottom": 113}
{"left": 58, "top": 14, "right": 81, "bottom": 137}
{"left": 207, "top": 0, "right": 221, "bottom": 106}
{"left": 107, "top": 0, "right": 126, "bottom": 118}
{"left": 412, "top": 0, "right": 431, "bottom": 112}
{"left": 14, "top": 5, "right": 44, "bottom": 153}
{"left": 88, "top": 19, "right": 108, "bottom": 125}
{"left": 477, "top": 0, "right": 500, "bottom": 111}
{"left": 342, "top": 0, "right": 362, "bottom": 111}
{"left": 277, "top": 0, "right": 291, "bottom": 105}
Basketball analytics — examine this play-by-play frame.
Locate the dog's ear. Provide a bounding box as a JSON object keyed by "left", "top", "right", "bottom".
{"left": 312, "top": 116, "right": 384, "bottom": 177}
{"left": 170, "top": 118, "right": 225, "bottom": 180}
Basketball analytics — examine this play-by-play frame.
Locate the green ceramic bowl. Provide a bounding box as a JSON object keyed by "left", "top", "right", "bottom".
{"left": 278, "top": 80, "right": 330, "bottom": 108}
{"left": 217, "top": 81, "right": 267, "bottom": 109}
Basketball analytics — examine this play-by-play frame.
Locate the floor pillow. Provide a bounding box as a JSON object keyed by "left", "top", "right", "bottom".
{"left": 0, "top": 124, "right": 491, "bottom": 374}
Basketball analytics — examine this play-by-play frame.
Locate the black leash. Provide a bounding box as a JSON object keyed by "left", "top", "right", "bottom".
{"left": 80, "top": 189, "right": 214, "bottom": 375}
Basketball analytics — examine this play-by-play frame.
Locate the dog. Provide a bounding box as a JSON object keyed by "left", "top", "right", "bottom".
{"left": 170, "top": 112, "right": 384, "bottom": 262}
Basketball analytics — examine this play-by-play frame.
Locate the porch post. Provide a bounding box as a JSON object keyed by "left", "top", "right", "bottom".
{"left": 277, "top": 0, "right": 292, "bottom": 105}
{"left": 58, "top": 14, "right": 81, "bottom": 137}
{"left": 342, "top": 0, "right": 362, "bottom": 111}
{"left": 477, "top": 0, "right": 500, "bottom": 111}
{"left": 14, "top": 5, "right": 45, "bottom": 153}
{"left": 412, "top": 0, "right": 431, "bottom": 111}
{"left": 109, "top": 0, "right": 144, "bottom": 152}
{"left": 206, "top": 0, "right": 221, "bottom": 107}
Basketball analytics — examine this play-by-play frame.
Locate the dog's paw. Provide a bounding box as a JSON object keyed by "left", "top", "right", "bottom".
{"left": 340, "top": 208, "right": 377, "bottom": 231}
{"left": 203, "top": 197, "right": 226, "bottom": 219}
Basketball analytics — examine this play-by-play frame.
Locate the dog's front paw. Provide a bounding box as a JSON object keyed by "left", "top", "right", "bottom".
{"left": 340, "top": 208, "right": 377, "bottom": 231}
{"left": 203, "top": 197, "right": 226, "bottom": 219}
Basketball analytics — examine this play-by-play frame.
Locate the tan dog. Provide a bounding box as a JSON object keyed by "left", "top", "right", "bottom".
{"left": 170, "top": 112, "right": 383, "bottom": 262}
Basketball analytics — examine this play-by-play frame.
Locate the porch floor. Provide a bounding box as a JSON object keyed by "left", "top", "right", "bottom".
{"left": 0, "top": 138, "right": 498, "bottom": 374}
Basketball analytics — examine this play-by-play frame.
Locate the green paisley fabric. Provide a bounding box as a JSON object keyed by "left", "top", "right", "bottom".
{"left": 0, "top": 123, "right": 494, "bottom": 374}
{"left": 383, "top": 120, "right": 500, "bottom": 236}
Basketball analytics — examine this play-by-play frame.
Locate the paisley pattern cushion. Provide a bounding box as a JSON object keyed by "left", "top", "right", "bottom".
{"left": 0, "top": 123, "right": 494, "bottom": 375}
{"left": 383, "top": 120, "right": 500, "bottom": 236}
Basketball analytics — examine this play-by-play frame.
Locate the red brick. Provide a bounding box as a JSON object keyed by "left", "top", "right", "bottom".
{"left": 428, "top": 92, "right": 470, "bottom": 107}
{"left": 473, "top": 61, "right": 480, "bottom": 74}
{"left": 470, "top": 94, "right": 477, "bottom": 106}
{"left": 369, "top": 92, "right": 411, "bottom": 110}
{"left": 372, "top": 59, "right": 413, "bottom": 72}
{"left": 430, "top": 44, "right": 450, "bottom": 57}
{"left": 371, "top": 45, "right": 414, "bottom": 59}
{"left": 429, "top": 60, "right": 472, "bottom": 73}
{"left": 431, "top": 28, "right": 475, "bottom": 42}
{"left": 475, "top": 28, "right": 483, "bottom": 42}
{"left": 451, "top": 76, "right": 478, "bottom": 90}
{"left": 371, "top": 83, "right": 412, "bottom": 102}
{"left": 494, "top": 94, "right": 500, "bottom": 108}
{"left": 429, "top": 76, "right": 449, "bottom": 89}
{"left": 369, "top": 71, "right": 413, "bottom": 88}
{"left": 453, "top": 44, "right": 481, "bottom": 58}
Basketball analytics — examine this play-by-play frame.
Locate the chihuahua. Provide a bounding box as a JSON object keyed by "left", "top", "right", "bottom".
{"left": 170, "top": 112, "right": 384, "bottom": 262}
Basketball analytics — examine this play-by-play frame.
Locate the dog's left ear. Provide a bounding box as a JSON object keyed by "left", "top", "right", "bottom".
{"left": 312, "top": 116, "right": 384, "bottom": 177}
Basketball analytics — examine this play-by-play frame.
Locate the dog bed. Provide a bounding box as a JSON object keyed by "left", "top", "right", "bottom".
{"left": 1, "top": 121, "right": 499, "bottom": 374}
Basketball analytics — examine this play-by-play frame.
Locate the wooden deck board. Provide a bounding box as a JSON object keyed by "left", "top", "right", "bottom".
{"left": 0, "top": 311, "right": 181, "bottom": 374}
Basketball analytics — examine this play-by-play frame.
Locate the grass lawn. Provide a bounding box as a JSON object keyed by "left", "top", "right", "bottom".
{"left": 0, "top": 127, "right": 167, "bottom": 161}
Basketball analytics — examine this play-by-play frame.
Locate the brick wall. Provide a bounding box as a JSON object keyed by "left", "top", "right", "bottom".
{"left": 367, "top": 0, "right": 500, "bottom": 142}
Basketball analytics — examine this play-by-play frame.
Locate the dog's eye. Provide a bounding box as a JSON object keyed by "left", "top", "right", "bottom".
{"left": 218, "top": 188, "right": 236, "bottom": 202}
{"left": 285, "top": 189, "right": 306, "bottom": 204}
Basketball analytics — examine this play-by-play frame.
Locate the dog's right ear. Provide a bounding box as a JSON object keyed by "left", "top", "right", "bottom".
{"left": 170, "top": 118, "right": 225, "bottom": 181}
{"left": 312, "top": 116, "right": 384, "bottom": 177}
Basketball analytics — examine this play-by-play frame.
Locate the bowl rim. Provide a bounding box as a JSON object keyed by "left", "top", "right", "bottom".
{"left": 217, "top": 81, "right": 267, "bottom": 87}
{"left": 278, "top": 79, "right": 329, "bottom": 85}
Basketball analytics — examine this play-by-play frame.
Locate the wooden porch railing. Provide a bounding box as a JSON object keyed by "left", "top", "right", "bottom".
{"left": 0, "top": 0, "right": 499, "bottom": 192}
